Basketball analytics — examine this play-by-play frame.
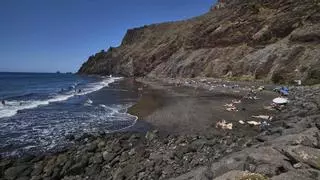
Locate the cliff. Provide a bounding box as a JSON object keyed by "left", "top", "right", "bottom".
{"left": 78, "top": 0, "right": 320, "bottom": 85}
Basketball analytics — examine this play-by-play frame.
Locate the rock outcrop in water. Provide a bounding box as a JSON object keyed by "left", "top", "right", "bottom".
{"left": 78, "top": 0, "right": 320, "bottom": 84}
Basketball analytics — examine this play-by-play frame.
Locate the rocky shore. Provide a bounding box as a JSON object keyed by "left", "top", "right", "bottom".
{"left": 0, "top": 130, "right": 254, "bottom": 180}
{"left": 78, "top": 0, "right": 320, "bottom": 85}
{"left": 1, "top": 78, "right": 319, "bottom": 180}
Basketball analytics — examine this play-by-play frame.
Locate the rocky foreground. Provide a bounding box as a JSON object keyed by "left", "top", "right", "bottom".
{"left": 1, "top": 79, "right": 320, "bottom": 180}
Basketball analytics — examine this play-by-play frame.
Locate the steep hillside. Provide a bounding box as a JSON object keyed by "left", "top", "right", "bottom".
{"left": 78, "top": 0, "right": 320, "bottom": 84}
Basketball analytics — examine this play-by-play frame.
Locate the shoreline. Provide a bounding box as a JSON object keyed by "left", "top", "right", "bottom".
{"left": 1, "top": 77, "right": 320, "bottom": 180}
{"left": 130, "top": 77, "right": 278, "bottom": 136}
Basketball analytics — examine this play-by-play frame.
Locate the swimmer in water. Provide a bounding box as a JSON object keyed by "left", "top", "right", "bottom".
{"left": 1, "top": 100, "right": 5, "bottom": 106}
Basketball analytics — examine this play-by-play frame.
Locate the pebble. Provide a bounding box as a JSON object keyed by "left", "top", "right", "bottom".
{"left": 1, "top": 84, "right": 319, "bottom": 179}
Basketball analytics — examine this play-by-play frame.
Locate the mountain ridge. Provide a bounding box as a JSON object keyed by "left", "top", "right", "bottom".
{"left": 78, "top": 0, "right": 320, "bottom": 85}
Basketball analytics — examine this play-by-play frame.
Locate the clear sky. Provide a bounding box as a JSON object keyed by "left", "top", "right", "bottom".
{"left": 0, "top": 0, "right": 216, "bottom": 73}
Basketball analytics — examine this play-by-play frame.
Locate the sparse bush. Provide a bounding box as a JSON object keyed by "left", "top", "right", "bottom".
{"left": 271, "top": 71, "right": 285, "bottom": 84}
{"left": 227, "top": 75, "right": 255, "bottom": 82}
{"left": 305, "top": 69, "right": 320, "bottom": 85}
{"left": 239, "top": 173, "right": 268, "bottom": 180}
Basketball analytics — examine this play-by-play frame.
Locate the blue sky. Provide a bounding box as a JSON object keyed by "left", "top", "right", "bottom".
{"left": 0, "top": 0, "right": 216, "bottom": 73}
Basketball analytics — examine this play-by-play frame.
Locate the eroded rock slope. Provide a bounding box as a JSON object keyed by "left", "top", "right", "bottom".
{"left": 78, "top": 0, "right": 320, "bottom": 84}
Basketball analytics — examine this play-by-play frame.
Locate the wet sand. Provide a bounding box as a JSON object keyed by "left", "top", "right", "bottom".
{"left": 128, "top": 78, "right": 278, "bottom": 136}
{"left": 2, "top": 78, "right": 319, "bottom": 180}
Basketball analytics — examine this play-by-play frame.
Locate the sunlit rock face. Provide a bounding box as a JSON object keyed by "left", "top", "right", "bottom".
{"left": 78, "top": 0, "right": 320, "bottom": 85}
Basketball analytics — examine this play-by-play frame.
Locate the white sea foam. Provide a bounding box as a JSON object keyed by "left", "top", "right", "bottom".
{"left": 0, "top": 77, "right": 123, "bottom": 118}
{"left": 0, "top": 101, "right": 138, "bottom": 156}
{"left": 97, "top": 103, "right": 138, "bottom": 132}
{"left": 84, "top": 98, "right": 93, "bottom": 106}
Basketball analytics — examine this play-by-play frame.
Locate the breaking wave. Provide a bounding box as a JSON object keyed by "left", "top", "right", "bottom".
{"left": 0, "top": 77, "right": 122, "bottom": 118}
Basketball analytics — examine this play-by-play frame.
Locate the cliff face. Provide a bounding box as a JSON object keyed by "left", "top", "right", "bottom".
{"left": 78, "top": 0, "right": 320, "bottom": 84}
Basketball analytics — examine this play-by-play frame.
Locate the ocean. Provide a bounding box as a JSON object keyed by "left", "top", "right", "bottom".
{"left": 0, "top": 72, "right": 138, "bottom": 156}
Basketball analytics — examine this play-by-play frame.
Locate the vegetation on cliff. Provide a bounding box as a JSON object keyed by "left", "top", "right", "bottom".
{"left": 78, "top": 0, "right": 320, "bottom": 84}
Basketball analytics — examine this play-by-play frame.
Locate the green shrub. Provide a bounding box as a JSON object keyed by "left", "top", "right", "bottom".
{"left": 271, "top": 71, "right": 285, "bottom": 84}
{"left": 227, "top": 75, "right": 255, "bottom": 82}
{"left": 305, "top": 69, "right": 320, "bottom": 85}
{"left": 239, "top": 173, "right": 268, "bottom": 180}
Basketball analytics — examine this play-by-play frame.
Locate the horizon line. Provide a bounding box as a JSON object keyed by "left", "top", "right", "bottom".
{"left": 0, "top": 71, "right": 75, "bottom": 74}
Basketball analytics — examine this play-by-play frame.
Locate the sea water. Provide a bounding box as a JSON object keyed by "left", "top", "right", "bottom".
{"left": 0, "top": 72, "right": 138, "bottom": 156}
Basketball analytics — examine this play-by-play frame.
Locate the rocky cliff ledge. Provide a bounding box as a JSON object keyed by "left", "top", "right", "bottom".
{"left": 78, "top": 0, "right": 320, "bottom": 85}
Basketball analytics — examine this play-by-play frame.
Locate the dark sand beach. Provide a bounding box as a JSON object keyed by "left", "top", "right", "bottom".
{"left": 129, "top": 78, "right": 278, "bottom": 137}
{"left": 1, "top": 78, "right": 320, "bottom": 180}
{"left": 1, "top": 0, "right": 319, "bottom": 179}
